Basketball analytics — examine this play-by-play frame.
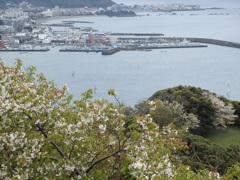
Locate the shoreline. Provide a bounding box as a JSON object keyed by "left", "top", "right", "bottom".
{"left": 37, "top": 15, "right": 106, "bottom": 24}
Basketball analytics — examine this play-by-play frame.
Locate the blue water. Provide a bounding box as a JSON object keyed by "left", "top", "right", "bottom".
{"left": 47, "top": 9, "right": 240, "bottom": 42}
{"left": 1, "top": 7, "right": 240, "bottom": 106}
{"left": 113, "top": 0, "right": 240, "bottom": 9}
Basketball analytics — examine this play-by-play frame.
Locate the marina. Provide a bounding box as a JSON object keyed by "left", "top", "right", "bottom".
{"left": 1, "top": 2, "right": 240, "bottom": 106}
{"left": 58, "top": 38, "right": 208, "bottom": 55}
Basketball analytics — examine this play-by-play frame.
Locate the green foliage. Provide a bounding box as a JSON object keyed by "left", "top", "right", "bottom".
{"left": 108, "top": 89, "right": 117, "bottom": 96}
{"left": 204, "top": 126, "right": 240, "bottom": 147}
{"left": 150, "top": 101, "right": 175, "bottom": 128}
{"left": 97, "top": 10, "right": 137, "bottom": 17}
{"left": 231, "top": 101, "right": 240, "bottom": 126}
{"left": 178, "top": 133, "right": 240, "bottom": 175}
{"left": 1, "top": 60, "right": 240, "bottom": 179}
{"left": 174, "top": 166, "right": 220, "bottom": 180}
{"left": 0, "top": 60, "right": 188, "bottom": 179}
{"left": 81, "top": 89, "right": 93, "bottom": 102}
{"left": 149, "top": 85, "right": 237, "bottom": 135}
{"left": 134, "top": 100, "right": 150, "bottom": 115}
{"left": 223, "top": 164, "right": 240, "bottom": 180}
{"left": 134, "top": 100, "right": 200, "bottom": 131}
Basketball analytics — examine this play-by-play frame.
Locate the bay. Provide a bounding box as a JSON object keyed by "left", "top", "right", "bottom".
{"left": 1, "top": 6, "right": 240, "bottom": 106}
{"left": 113, "top": 0, "right": 240, "bottom": 9}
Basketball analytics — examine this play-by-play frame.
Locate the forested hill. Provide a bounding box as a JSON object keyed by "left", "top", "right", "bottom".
{"left": 0, "top": 0, "right": 115, "bottom": 8}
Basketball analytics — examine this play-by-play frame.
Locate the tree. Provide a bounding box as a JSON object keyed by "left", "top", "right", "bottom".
{"left": 178, "top": 133, "right": 240, "bottom": 175}
{"left": 231, "top": 101, "right": 240, "bottom": 126}
{"left": 1, "top": 60, "right": 239, "bottom": 179}
{"left": 148, "top": 86, "right": 238, "bottom": 135}
{"left": 0, "top": 60, "right": 183, "bottom": 179}
{"left": 136, "top": 100, "right": 200, "bottom": 130}
{"left": 203, "top": 92, "right": 237, "bottom": 128}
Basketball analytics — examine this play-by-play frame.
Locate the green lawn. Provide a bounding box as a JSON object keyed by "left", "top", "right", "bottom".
{"left": 204, "top": 126, "right": 240, "bottom": 147}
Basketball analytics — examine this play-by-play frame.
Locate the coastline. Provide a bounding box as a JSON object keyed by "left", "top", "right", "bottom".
{"left": 37, "top": 15, "right": 106, "bottom": 24}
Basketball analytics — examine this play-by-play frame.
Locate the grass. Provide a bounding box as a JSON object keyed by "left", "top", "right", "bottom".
{"left": 204, "top": 126, "right": 240, "bottom": 148}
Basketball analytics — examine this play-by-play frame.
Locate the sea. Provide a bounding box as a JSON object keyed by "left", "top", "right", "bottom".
{"left": 1, "top": 0, "right": 240, "bottom": 106}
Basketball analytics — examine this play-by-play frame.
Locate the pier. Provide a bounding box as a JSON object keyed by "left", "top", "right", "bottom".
{"left": 46, "top": 23, "right": 74, "bottom": 27}
{"left": 62, "top": 20, "right": 94, "bottom": 24}
{"left": 120, "top": 44, "right": 208, "bottom": 51}
{"left": 59, "top": 44, "right": 207, "bottom": 55}
{"left": 102, "top": 47, "right": 120, "bottom": 55}
{"left": 186, "top": 38, "right": 240, "bottom": 49}
{"left": 156, "top": 37, "right": 240, "bottom": 49}
{"left": 110, "top": 33, "right": 164, "bottom": 36}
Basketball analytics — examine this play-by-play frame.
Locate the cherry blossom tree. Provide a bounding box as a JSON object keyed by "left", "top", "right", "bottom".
{"left": 0, "top": 60, "right": 235, "bottom": 179}
{"left": 203, "top": 92, "right": 237, "bottom": 128}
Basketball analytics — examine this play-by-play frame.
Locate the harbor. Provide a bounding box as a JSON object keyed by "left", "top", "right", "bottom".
{"left": 1, "top": 14, "right": 240, "bottom": 55}
{"left": 0, "top": 3, "right": 240, "bottom": 106}
{"left": 58, "top": 43, "right": 207, "bottom": 55}
{"left": 2, "top": 29, "right": 240, "bottom": 55}
{"left": 1, "top": 7, "right": 240, "bottom": 55}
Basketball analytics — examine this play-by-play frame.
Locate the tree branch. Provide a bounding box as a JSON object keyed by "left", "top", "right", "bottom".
{"left": 85, "top": 149, "right": 123, "bottom": 174}
{"left": 23, "top": 112, "right": 81, "bottom": 176}
{"left": 35, "top": 122, "right": 81, "bottom": 176}
{"left": 36, "top": 123, "right": 66, "bottom": 158}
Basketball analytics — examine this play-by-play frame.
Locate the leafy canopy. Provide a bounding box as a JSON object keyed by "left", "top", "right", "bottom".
{"left": 0, "top": 60, "right": 239, "bottom": 179}
{"left": 149, "top": 85, "right": 237, "bottom": 135}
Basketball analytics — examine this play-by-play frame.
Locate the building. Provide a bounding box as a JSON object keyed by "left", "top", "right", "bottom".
{"left": 4, "top": 8, "right": 29, "bottom": 19}
{"left": 0, "top": 40, "right": 5, "bottom": 48}
{"left": 42, "top": 9, "right": 53, "bottom": 17}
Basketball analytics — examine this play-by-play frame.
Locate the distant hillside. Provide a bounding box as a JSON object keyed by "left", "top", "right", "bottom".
{"left": 0, "top": 0, "right": 115, "bottom": 8}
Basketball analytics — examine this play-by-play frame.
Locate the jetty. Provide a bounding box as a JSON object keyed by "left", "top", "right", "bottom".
{"left": 102, "top": 47, "right": 120, "bottom": 55}
{"left": 59, "top": 47, "right": 120, "bottom": 55}
{"left": 59, "top": 44, "right": 207, "bottom": 55}
{"left": 186, "top": 38, "right": 240, "bottom": 49}
{"left": 62, "top": 20, "right": 94, "bottom": 24}
{"left": 120, "top": 44, "right": 207, "bottom": 51}
{"left": 153, "top": 37, "right": 240, "bottom": 49}
{"left": 110, "top": 33, "right": 164, "bottom": 36}
{"left": 59, "top": 48, "right": 104, "bottom": 53}
{"left": 46, "top": 23, "right": 74, "bottom": 27}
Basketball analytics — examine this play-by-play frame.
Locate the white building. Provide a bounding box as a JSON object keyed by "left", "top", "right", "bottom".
{"left": 38, "top": 33, "right": 47, "bottom": 40}
{"left": 52, "top": 6, "right": 63, "bottom": 16}
{"left": 4, "top": 8, "right": 29, "bottom": 19}
{"left": 42, "top": 9, "right": 53, "bottom": 17}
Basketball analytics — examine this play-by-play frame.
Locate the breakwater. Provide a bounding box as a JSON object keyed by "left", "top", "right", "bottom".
{"left": 62, "top": 20, "right": 94, "bottom": 24}
{"left": 59, "top": 44, "right": 207, "bottom": 55}
{"left": 115, "top": 35, "right": 240, "bottom": 49}
{"left": 120, "top": 44, "right": 207, "bottom": 51}
{"left": 160, "top": 37, "right": 240, "bottom": 49}
{"left": 59, "top": 47, "right": 120, "bottom": 55}
{"left": 110, "top": 33, "right": 164, "bottom": 36}
{"left": 186, "top": 38, "right": 240, "bottom": 49}
{"left": 102, "top": 47, "right": 120, "bottom": 55}
{"left": 101, "top": 45, "right": 204, "bottom": 55}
